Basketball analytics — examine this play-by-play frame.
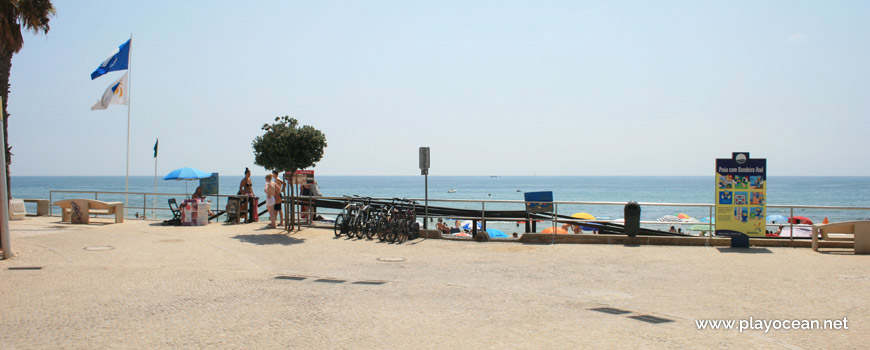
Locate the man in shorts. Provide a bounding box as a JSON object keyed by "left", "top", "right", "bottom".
{"left": 272, "top": 170, "right": 285, "bottom": 226}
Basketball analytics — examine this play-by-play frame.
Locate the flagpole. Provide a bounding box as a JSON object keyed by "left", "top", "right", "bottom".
{"left": 125, "top": 33, "right": 133, "bottom": 213}
{"left": 153, "top": 139, "right": 157, "bottom": 219}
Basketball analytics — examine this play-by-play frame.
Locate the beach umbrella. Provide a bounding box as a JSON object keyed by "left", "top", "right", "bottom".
{"left": 681, "top": 217, "right": 700, "bottom": 223}
{"left": 541, "top": 226, "right": 568, "bottom": 234}
{"left": 485, "top": 228, "right": 509, "bottom": 238}
{"left": 766, "top": 214, "right": 789, "bottom": 223}
{"left": 163, "top": 167, "right": 211, "bottom": 194}
{"left": 788, "top": 216, "right": 813, "bottom": 225}
{"left": 571, "top": 212, "right": 596, "bottom": 220}
{"left": 676, "top": 213, "right": 691, "bottom": 220}
{"left": 461, "top": 220, "right": 482, "bottom": 231}
{"left": 699, "top": 217, "right": 715, "bottom": 223}
{"left": 657, "top": 215, "right": 680, "bottom": 223}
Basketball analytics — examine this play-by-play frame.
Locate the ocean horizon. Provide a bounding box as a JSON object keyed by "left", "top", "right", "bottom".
{"left": 10, "top": 175, "right": 870, "bottom": 226}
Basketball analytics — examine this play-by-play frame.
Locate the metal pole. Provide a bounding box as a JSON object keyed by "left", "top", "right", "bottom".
{"left": 0, "top": 96, "right": 11, "bottom": 259}
{"left": 125, "top": 33, "right": 133, "bottom": 211}
{"left": 790, "top": 207, "right": 794, "bottom": 243}
{"left": 153, "top": 144, "right": 157, "bottom": 218}
{"left": 424, "top": 173, "right": 428, "bottom": 231}
{"left": 708, "top": 205, "right": 713, "bottom": 241}
{"left": 481, "top": 201, "right": 486, "bottom": 231}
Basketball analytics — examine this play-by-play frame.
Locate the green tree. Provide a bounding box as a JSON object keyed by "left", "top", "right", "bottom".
{"left": 0, "top": 0, "right": 55, "bottom": 194}
{"left": 252, "top": 116, "right": 327, "bottom": 229}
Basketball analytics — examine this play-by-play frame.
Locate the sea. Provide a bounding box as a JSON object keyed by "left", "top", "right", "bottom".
{"left": 10, "top": 176, "right": 870, "bottom": 232}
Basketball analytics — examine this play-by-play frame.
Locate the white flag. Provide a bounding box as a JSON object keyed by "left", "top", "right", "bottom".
{"left": 91, "top": 72, "right": 128, "bottom": 110}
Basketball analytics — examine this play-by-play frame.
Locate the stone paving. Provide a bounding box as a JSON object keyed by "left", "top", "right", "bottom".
{"left": 1, "top": 216, "right": 868, "bottom": 349}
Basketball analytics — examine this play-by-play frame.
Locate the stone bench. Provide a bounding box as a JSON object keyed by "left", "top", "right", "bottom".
{"left": 23, "top": 199, "right": 50, "bottom": 216}
{"left": 812, "top": 221, "right": 870, "bottom": 254}
{"left": 53, "top": 199, "right": 124, "bottom": 224}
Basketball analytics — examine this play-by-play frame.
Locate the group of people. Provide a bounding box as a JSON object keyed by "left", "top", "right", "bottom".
{"left": 233, "top": 167, "right": 286, "bottom": 228}
{"left": 190, "top": 167, "right": 322, "bottom": 228}
{"left": 261, "top": 170, "right": 285, "bottom": 229}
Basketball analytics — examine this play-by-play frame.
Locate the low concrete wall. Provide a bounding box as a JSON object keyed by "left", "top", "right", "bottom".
{"left": 518, "top": 233, "right": 854, "bottom": 249}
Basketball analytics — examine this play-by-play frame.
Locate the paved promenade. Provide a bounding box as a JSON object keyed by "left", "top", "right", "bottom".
{"left": 1, "top": 216, "right": 867, "bottom": 349}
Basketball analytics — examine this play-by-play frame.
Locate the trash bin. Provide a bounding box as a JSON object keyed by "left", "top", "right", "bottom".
{"left": 624, "top": 201, "right": 641, "bottom": 237}
{"left": 731, "top": 233, "right": 750, "bottom": 248}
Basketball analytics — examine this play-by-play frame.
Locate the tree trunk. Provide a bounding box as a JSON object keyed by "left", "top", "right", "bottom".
{"left": 288, "top": 169, "right": 296, "bottom": 231}
{"left": 0, "top": 49, "right": 12, "bottom": 196}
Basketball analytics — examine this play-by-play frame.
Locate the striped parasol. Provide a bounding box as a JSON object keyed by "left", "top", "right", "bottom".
{"left": 657, "top": 215, "right": 680, "bottom": 223}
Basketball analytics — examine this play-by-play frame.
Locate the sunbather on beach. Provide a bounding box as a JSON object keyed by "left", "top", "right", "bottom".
{"left": 561, "top": 223, "right": 582, "bottom": 234}
{"left": 436, "top": 219, "right": 450, "bottom": 234}
{"left": 450, "top": 220, "right": 461, "bottom": 234}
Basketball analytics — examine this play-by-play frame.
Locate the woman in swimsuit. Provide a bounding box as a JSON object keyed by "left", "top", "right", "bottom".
{"left": 264, "top": 174, "right": 277, "bottom": 228}
{"left": 239, "top": 168, "right": 253, "bottom": 222}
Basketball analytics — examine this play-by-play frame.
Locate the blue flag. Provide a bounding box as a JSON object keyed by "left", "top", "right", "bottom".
{"left": 91, "top": 39, "right": 131, "bottom": 80}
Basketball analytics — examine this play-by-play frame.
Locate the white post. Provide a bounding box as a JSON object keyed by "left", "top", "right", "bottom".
{"left": 153, "top": 148, "right": 157, "bottom": 218}
{"left": 125, "top": 34, "right": 133, "bottom": 211}
{"left": 0, "top": 96, "right": 11, "bottom": 259}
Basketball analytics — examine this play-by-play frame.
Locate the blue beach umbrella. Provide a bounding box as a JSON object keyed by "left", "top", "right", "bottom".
{"left": 766, "top": 214, "right": 789, "bottom": 223}
{"left": 699, "top": 217, "right": 715, "bottom": 223}
{"left": 163, "top": 167, "right": 211, "bottom": 194}
{"left": 485, "top": 228, "right": 509, "bottom": 238}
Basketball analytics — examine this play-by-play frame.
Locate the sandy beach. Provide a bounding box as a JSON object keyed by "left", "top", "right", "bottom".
{"left": 1, "top": 216, "right": 867, "bottom": 349}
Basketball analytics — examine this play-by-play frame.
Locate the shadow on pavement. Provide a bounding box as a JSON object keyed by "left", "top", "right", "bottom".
{"left": 233, "top": 233, "right": 305, "bottom": 246}
{"left": 716, "top": 247, "right": 773, "bottom": 254}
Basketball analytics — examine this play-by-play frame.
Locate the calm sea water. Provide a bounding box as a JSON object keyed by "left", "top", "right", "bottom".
{"left": 10, "top": 176, "right": 870, "bottom": 228}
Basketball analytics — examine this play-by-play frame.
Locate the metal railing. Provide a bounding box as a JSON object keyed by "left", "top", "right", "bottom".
{"left": 295, "top": 195, "right": 870, "bottom": 241}
{"left": 44, "top": 190, "right": 870, "bottom": 242}
{"left": 48, "top": 190, "right": 240, "bottom": 220}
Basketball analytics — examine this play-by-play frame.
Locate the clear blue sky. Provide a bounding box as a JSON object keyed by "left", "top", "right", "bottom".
{"left": 8, "top": 0, "right": 870, "bottom": 176}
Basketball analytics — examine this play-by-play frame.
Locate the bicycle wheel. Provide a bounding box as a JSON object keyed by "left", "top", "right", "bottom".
{"left": 386, "top": 220, "right": 397, "bottom": 243}
{"left": 354, "top": 213, "right": 367, "bottom": 239}
{"left": 397, "top": 220, "right": 408, "bottom": 244}
{"left": 366, "top": 217, "right": 379, "bottom": 240}
{"left": 377, "top": 219, "right": 388, "bottom": 241}
{"left": 333, "top": 214, "right": 345, "bottom": 237}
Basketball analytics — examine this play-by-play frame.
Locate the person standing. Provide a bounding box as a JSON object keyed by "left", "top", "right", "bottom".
{"left": 272, "top": 170, "right": 284, "bottom": 226}
{"left": 264, "top": 174, "right": 277, "bottom": 228}
{"left": 239, "top": 168, "right": 254, "bottom": 223}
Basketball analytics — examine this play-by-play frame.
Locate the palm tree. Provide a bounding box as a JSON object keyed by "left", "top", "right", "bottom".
{"left": 0, "top": 0, "right": 55, "bottom": 194}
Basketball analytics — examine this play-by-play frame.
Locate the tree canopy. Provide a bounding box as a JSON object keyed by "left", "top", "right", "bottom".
{"left": 1, "top": 0, "right": 55, "bottom": 194}
{"left": 252, "top": 116, "right": 327, "bottom": 173}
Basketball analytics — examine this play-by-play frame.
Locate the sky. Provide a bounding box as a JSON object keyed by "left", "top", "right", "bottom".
{"left": 8, "top": 0, "right": 870, "bottom": 177}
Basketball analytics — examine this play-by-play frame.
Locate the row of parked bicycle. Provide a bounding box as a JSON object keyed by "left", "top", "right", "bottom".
{"left": 333, "top": 197, "right": 420, "bottom": 243}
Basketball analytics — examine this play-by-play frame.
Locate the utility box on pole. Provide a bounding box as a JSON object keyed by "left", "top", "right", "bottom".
{"left": 419, "top": 147, "right": 430, "bottom": 175}
{"left": 419, "top": 147, "right": 430, "bottom": 230}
